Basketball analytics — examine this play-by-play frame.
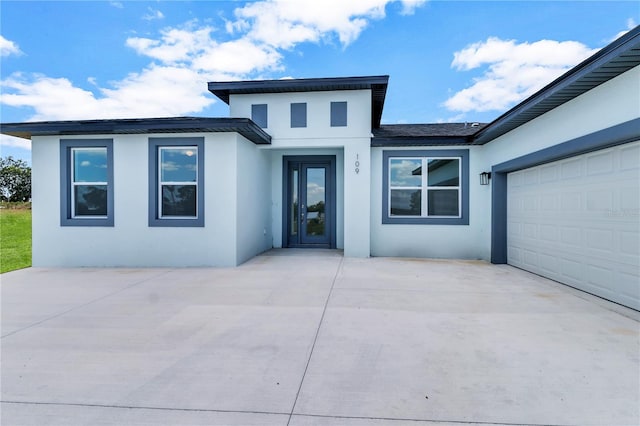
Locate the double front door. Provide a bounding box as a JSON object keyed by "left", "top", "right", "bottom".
{"left": 284, "top": 156, "right": 336, "bottom": 248}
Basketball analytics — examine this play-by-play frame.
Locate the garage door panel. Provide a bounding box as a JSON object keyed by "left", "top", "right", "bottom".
{"left": 586, "top": 150, "right": 614, "bottom": 175}
{"left": 538, "top": 253, "right": 560, "bottom": 275}
{"left": 561, "top": 226, "right": 582, "bottom": 246}
{"left": 585, "top": 228, "right": 614, "bottom": 251}
{"left": 619, "top": 271, "right": 640, "bottom": 300}
{"left": 620, "top": 187, "right": 639, "bottom": 210}
{"left": 620, "top": 231, "right": 639, "bottom": 256}
{"left": 507, "top": 141, "right": 640, "bottom": 310}
{"left": 561, "top": 158, "right": 583, "bottom": 179}
{"left": 620, "top": 144, "right": 640, "bottom": 169}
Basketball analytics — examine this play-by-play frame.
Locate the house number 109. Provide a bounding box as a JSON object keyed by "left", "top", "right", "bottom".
{"left": 355, "top": 154, "right": 360, "bottom": 174}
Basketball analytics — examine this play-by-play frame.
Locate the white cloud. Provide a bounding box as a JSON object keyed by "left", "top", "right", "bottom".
{"left": 398, "top": 0, "right": 426, "bottom": 15}
{"left": 611, "top": 18, "right": 637, "bottom": 41}
{"left": 143, "top": 7, "right": 164, "bottom": 21}
{"left": 0, "top": 35, "right": 22, "bottom": 57}
{"left": 2, "top": 67, "right": 213, "bottom": 120}
{"left": 109, "top": 1, "right": 123, "bottom": 9}
{"left": 444, "top": 37, "right": 598, "bottom": 113}
{"left": 0, "top": 0, "right": 425, "bottom": 123}
{"left": 231, "top": 0, "right": 424, "bottom": 48}
{"left": 0, "top": 134, "right": 31, "bottom": 150}
{"left": 126, "top": 26, "right": 214, "bottom": 64}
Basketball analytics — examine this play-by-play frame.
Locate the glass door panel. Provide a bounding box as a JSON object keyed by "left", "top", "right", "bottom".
{"left": 291, "top": 168, "right": 298, "bottom": 236}
{"left": 303, "top": 167, "right": 326, "bottom": 239}
{"left": 285, "top": 157, "right": 334, "bottom": 248}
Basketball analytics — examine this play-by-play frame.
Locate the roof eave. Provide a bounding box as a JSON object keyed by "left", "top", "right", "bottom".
{"left": 473, "top": 26, "right": 640, "bottom": 145}
{"left": 371, "top": 136, "right": 472, "bottom": 147}
{"left": 0, "top": 117, "right": 272, "bottom": 145}
{"left": 208, "top": 75, "right": 390, "bottom": 128}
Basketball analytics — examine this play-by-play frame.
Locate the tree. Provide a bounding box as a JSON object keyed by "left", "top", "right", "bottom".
{"left": 0, "top": 156, "right": 31, "bottom": 202}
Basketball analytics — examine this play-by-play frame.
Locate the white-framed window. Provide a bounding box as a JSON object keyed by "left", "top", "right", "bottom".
{"left": 60, "top": 139, "right": 114, "bottom": 227}
{"left": 383, "top": 150, "right": 469, "bottom": 225}
{"left": 149, "top": 138, "right": 204, "bottom": 227}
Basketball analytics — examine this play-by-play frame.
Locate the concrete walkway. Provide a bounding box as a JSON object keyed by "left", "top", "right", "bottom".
{"left": 1, "top": 251, "right": 638, "bottom": 425}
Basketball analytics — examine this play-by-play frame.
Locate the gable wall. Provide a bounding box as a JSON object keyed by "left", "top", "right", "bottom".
{"left": 481, "top": 66, "right": 639, "bottom": 167}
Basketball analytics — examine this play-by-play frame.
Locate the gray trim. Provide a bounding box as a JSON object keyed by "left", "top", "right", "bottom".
{"left": 291, "top": 102, "right": 307, "bottom": 128}
{"left": 60, "top": 139, "right": 114, "bottom": 227}
{"left": 371, "top": 137, "right": 471, "bottom": 147}
{"left": 475, "top": 26, "right": 640, "bottom": 145}
{"left": 1, "top": 117, "right": 271, "bottom": 145}
{"left": 330, "top": 102, "right": 347, "bottom": 127}
{"left": 282, "top": 156, "right": 337, "bottom": 249}
{"left": 490, "top": 118, "right": 640, "bottom": 264}
{"left": 490, "top": 172, "right": 508, "bottom": 264}
{"left": 382, "top": 149, "right": 469, "bottom": 225}
{"left": 148, "top": 137, "right": 205, "bottom": 227}
{"left": 251, "top": 104, "right": 268, "bottom": 129}
{"left": 208, "top": 75, "right": 388, "bottom": 128}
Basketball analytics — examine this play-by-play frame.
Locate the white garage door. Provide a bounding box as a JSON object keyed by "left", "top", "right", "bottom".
{"left": 507, "top": 141, "right": 640, "bottom": 310}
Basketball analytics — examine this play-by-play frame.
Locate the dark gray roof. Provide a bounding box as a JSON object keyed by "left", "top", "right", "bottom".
{"left": 208, "top": 75, "right": 389, "bottom": 128}
{"left": 474, "top": 25, "right": 640, "bottom": 145}
{"left": 0, "top": 117, "right": 272, "bottom": 145}
{"left": 372, "top": 123, "right": 486, "bottom": 146}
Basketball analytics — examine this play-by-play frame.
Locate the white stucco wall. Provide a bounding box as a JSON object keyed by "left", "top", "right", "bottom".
{"left": 229, "top": 90, "right": 372, "bottom": 141}
{"left": 231, "top": 89, "right": 372, "bottom": 256}
{"left": 481, "top": 66, "right": 640, "bottom": 167}
{"left": 370, "top": 145, "right": 489, "bottom": 260}
{"left": 31, "top": 132, "right": 263, "bottom": 267}
{"left": 235, "top": 134, "right": 273, "bottom": 264}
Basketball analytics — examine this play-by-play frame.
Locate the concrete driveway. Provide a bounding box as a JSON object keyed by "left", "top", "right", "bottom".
{"left": 1, "top": 250, "right": 639, "bottom": 426}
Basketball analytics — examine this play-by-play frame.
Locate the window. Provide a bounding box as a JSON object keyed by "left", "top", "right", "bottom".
{"left": 382, "top": 150, "right": 469, "bottom": 225}
{"left": 60, "top": 139, "right": 114, "bottom": 226}
{"left": 291, "top": 102, "right": 307, "bottom": 128}
{"left": 149, "top": 138, "right": 204, "bottom": 227}
{"left": 252, "top": 104, "right": 268, "bottom": 128}
{"left": 330, "top": 101, "right": 347, "bottom": 127}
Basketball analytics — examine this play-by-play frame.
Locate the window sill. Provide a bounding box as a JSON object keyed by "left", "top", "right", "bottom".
{"left": 382, "top": 216, "right": 469, "bottom": 225}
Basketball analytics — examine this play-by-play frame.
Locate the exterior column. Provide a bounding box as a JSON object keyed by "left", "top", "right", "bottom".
{"left": 343, "top": 139, "right": 371, "bottom": 257}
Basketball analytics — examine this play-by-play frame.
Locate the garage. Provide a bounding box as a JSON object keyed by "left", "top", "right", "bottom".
{"left": 507, "top": 141, "right": 640, "bottom": 310}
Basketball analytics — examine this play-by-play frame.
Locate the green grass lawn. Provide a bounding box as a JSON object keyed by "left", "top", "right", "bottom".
{"left": 0, "top": 207, "right": 32, "bottom": 273}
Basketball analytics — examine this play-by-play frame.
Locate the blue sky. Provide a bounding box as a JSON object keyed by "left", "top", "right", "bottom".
{"left": 1, "top": 1, "right": 638, "bottom": 163}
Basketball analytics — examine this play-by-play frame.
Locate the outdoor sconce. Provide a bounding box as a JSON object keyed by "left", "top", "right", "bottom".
{"left": 479, "top": 171, "right": 491, "bottom": 185}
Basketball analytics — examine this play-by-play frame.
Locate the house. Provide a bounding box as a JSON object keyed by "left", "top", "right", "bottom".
{"left": 2, "top": 27, "right": 638, "bottom": 310}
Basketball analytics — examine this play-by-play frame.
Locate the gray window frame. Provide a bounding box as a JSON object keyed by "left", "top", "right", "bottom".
{"left": 382, "top": 149, "right": 469, "bottom": 225}
{"left": 251, "top": 104, "right": 268, "bottom": 128}
{"left": 60, "top": 139, "right": 114, "bottom": 227}
{"left": 291, "top": 102, "right": 307, "bottom": 128}
{"left": 330, "top": 101, "right": 347, "bottom": 127}
{"left": 149, "top": 137, "right": 205, "bottom": 227}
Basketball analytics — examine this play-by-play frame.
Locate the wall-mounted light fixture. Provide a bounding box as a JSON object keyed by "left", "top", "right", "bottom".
{"left": 479, "top": 171, "right": 491, "bottom": 185}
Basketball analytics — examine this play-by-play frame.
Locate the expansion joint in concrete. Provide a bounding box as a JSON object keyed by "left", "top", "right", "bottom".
{"left": 287, "top": 257, "right": 344, "bottom": 425}
{"left": 0, "top": 270, "right": 171, "bottom": 339}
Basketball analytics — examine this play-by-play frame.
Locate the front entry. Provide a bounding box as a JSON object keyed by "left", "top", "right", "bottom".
{"left": 283, "top": 156, "right": 336, "bottom": 248}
